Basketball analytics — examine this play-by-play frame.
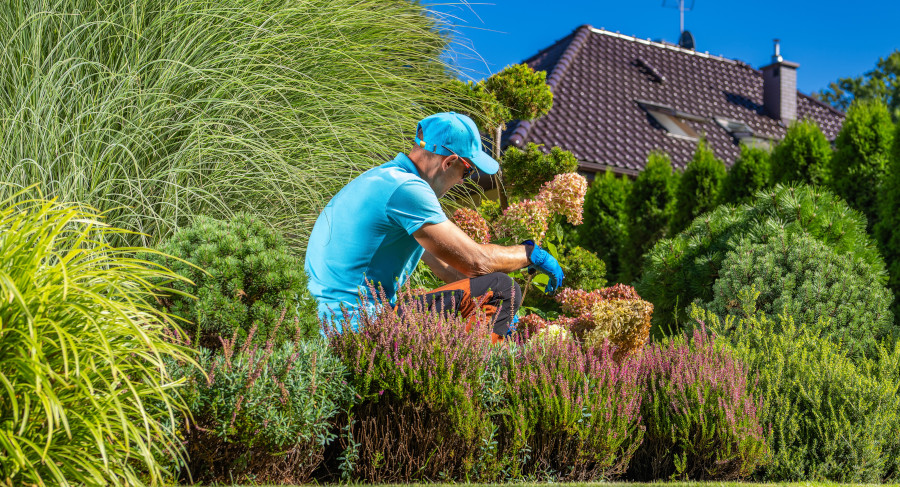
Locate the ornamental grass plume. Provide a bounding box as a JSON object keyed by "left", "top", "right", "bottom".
{"left": 537, "top": 172, "right": 589, "bottom": 225}
{"left": 326, "top": 285, "right": 501, "bottom": 482}
{"left": 496, "top": 199, "right": 551, "bottom": 244}
{"left": 453, "top": 207, "right": 492, "bottom": 243}
{"left": 629, "top": 328, "right": 769, "bottom": 480}
{"left": 501, "top": 336, "right": 645, "bottom": 480}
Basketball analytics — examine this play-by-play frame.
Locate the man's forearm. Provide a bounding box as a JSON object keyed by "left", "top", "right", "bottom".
{"left": 475, "top": 243, "right": 530, "bottom": 276}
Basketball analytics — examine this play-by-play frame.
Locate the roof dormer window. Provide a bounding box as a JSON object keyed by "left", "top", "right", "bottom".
{"left": 637, "top": 100, "right": 702, "bottom": 141}
{"left": 715, "top": 116, "right": 773, "bottom": 150}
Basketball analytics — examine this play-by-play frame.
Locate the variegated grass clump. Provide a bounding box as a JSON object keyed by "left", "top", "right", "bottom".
{"left": 0, "top": 190, "right": 194, "bottom": 486}
{"left": 0, "top": 0, "right": 475, "bottom": 249}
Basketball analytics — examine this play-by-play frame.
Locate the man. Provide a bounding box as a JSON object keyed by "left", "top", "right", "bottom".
{"left": 304, "top": 112, "right": 564, "bottom": 341}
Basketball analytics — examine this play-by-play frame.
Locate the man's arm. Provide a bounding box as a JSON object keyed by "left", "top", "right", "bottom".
{"left": 421, "top": 250, "right": 468, "bottom": 283}
{"left": 413, "top": 221, "right": 529, "bottom": 278}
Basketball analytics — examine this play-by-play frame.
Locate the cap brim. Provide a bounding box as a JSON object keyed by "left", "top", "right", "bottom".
{"left": 470, "top": 150, "right": 499, "bottom": 176}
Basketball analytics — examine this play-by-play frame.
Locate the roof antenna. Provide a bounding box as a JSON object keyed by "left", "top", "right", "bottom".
{"left": 663, "top": 0, "right": 696, "bottom": 49}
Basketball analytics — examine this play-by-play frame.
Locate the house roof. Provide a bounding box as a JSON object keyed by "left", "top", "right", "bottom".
{"left": 503, "top": 25, "right": 845, "bottom": 176}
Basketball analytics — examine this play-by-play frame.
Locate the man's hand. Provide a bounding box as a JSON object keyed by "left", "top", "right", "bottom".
{"left": 523, "top": 241, "right": 564, "bottom": 295}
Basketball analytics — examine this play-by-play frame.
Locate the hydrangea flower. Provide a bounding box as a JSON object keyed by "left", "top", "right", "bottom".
{"left": 496, "top": 199, "right": 550, "bottom": 244}
{"left": 452, "top": 208, "right": 491, "bottom": 244}
{"left": 536, "top": 172, "right": 588, "bottom": 225}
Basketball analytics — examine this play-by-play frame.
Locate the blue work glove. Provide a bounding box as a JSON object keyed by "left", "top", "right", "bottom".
{"left": 522, "top": 240, "right": 564, "bottom": 295}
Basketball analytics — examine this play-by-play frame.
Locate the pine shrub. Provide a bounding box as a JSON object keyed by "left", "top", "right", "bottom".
{"left": 499, "top": 339, "right": 644, "bottom": 481}
{"left": 149, "top": 213, "right": 317, "bottom": 348}
{"left": 628, "top": 328, "right": 769, "bottom": 480}
{"left": 829, "top": 99, "right": 894, "bottom": 227}
{"left": 580, "top": 169, "right": 631, "bottom": 280}
{"left": 707, "top": 229, "right": 895, "bottom": 359}
{"left": 483, "top": 64, "right": 554, "bottom": 122}
{"left": 167, "top": 330, "right": 352, "bottom": 484}
{"left": 621, "top": 151, "right": 678, "bottom": 282}
{"left": 770, "top": 119, "right": 833, "bottom": 186}
{"left": 501, "top": 143, "right": 578, "bottom": 200}
{"left": 326, "top": 288, "right": 500, "bottom": 482}
{"left": 692, "top": 307, "right": 900, "bottom": 482}
{"left": 638, "top": 184, "right": 886, "bottom": 336}
{"left": 669, "top": 139, "right": 727, "bottom": 234}
{"left": 718, "top": 144, "right": 772, "bottom": 205}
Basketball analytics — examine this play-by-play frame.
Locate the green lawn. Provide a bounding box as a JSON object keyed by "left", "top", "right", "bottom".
{"left": 220, "top": 483, "right": 882, "bottom": 487}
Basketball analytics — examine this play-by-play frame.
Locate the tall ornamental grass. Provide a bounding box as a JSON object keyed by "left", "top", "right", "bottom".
{"left": 0, "top": 190, "right": 194, "bottom": 486}
{"left": 0, "top": 0, "right": 472, "bottom": 248}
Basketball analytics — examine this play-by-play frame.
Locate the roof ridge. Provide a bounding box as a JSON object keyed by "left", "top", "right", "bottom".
{"left": 589, "top": 27, "right": 740, "bottom": 65}
{"left": 507, "top": 24, "right": 593, "bottom": 148}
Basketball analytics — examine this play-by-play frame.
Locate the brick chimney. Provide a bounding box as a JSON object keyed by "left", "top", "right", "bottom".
{"left": 760, "top": 39, "right": 799, "bottom": 123}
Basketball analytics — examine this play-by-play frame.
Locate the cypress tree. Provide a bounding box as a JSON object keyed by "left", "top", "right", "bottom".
{"left": 621, "top": 151, "right": 677, "bottom": 282}
{"left": 669, "top": 139, "right": 727, "bottom": 234}
{"left": 718, "top": 144, "right": 772, "bottom": 205}
{"left": 875, "top": 121, "right": 900, "bottom": 326}
{"left": 770, "top": 119, "right": 833, "bottom": 186}
{"left": 580, "top": 169, "right": 631, "bottom": 281}
{"left": 829, "top": 99, "right": 894, "bottom": 229}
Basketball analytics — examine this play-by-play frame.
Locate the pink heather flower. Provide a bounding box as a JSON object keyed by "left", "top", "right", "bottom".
{"left": 452, "top": 208, "right": 491, "bottom": 244}
{"left": 537, "top": 172, "right": 588, "bottom": 225}
{"left": 496, "top": 199, "right": 550, "bottom": 244}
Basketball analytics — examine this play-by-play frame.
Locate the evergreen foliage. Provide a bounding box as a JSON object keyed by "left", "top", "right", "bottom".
{"left": 483, "top": 64, "right": 554, "bottom": 122}
{"left": 829, "top": 99, "right": 894, "bottom": 227}
{"left": 706, "top": 229, "right": 895, "bottom": 359}
{"left": 621, "top": 151, "right": 677, "bottom": 282}
{"left": 580, "top": 170, "right": 631, "bottom": 280}
{"left": 501, "top": 143, "right": 579, "bottom": 200}
{"left": 149, "top": 213, "right": 318, "bottom": 348}
{"left": 669, "top": 139, "right": 727, "bottom": 234}
{"left": 637, "top": 184, "right": 886, "bottom": 336}
{"left": 875, "top": 122, "right": 900, "bottom": 326}
{"left": 770, "top": 119, "right": 833, "bottom": 187}
{"left": 561, "top": 246, "right": 608, "bottom": 292}
{"left": 718, "top": 145, "right": 772, "bottom": 205}
{"left": 693, "top": 307, "right": 900, "bottom": 482}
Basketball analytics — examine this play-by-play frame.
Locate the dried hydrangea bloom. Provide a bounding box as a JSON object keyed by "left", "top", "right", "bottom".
{"left": 536, "top": 172, "right": 588, "bottom": 225}
{"left": 496, "top": 199, "right": 550, "bottom": 244}
{"left": 452, "top": 208, "right": 491, "bottom": 244}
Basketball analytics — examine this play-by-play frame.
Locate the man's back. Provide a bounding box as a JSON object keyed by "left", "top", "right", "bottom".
{"left": 304, "top": 153, "right": 447, "bottom": 325}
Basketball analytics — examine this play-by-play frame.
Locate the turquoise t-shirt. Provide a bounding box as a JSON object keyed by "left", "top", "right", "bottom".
{"left": 304, "top": 153, "right": 448, "bottom": 331}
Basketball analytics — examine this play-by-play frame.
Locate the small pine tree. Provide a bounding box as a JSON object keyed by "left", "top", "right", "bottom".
{"left": 829, "top": 99, "right": 894, "bottom": 229}
{"left": 501, "top": 143, "right": 578, "bottom": 200}
{"left": 770, "top": 119, "right": 833, "bottom": 186}
{"left": 580, "top": 169, "right": 631, "bottom": 281}
{"left": 621, "top": 151, "right": 677, "bottom": 283}
{"left": 483, "top": 64, "right": 554, "bottom": 122}
{"left": 718, "top": 144, "right": 772, "bottom": 205}
{"left": 669, "top": 139, "right": 727, "bottom": 234}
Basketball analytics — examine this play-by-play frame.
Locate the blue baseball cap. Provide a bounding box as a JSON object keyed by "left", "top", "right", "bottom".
{"left": 414, "top": 112, "right": 499, "bottom": 176}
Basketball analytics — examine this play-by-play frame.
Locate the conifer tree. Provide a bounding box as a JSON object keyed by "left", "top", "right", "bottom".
{"left": 501, "top": 143, "right": 578, "bottom": 200}
{"left": 875, "top": 121, "right": 900, "bottom": 326}
{"left": 829, "top": 99, "right": 894, "bottom": 228}
{"left": 669, "top": 139, "right": 726, "bottom": 234}
{"left": 770, "top": 119, "right": 833, "bottom": 186}
{"left": 621, "top": 151, "right": 677, "bottom": 282}
{"left": 718, "top": 144, "right": 772, "bottom": 205}
{"left": 580, "top": 169, "right": 631, "bottom": 280}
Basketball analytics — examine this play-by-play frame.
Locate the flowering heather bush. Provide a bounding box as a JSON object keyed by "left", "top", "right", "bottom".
{"left": 327, "top": 288, "right": 501, "bottom": 482}
{"left": 453, "top": 207, "right": 491, "bottom": 243}
{"left": 167, "top": 326, "right": 352, "bottom": 484}
{"left": 496, "top": 198, "right": 551, "bottom": 244}
{"left": 628, "top": 328, "right": 769, "bottom": 480}
{"left": 536, "top": 172, "right": 589, "bottom": 225}
{"left": 500, "top": 338, "right": 644, "bottom": 480}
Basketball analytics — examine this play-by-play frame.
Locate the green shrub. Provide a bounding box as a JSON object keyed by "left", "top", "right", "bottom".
{"left": 500, "top": 339, "right": 644, "bottom": 481}
{"left": 0, "top": 0, "right": 472, "bottom": 248}
{"left": 560, "top": 246, "right": 607, "bottom": 292}
{"left": 829, "top": 99, "right": 894, "bottom": 227}
{"left": 669, "top": 139, "right": 727, "bottom": 234}
{"left": 638, "top": 184, "right": 886, "bottom": 336}
{"left": 501, "top": 143, "right": 578, "bottom": 200}
{"left": 628, "top": 328, "right": 769, "bottom": 480}
{"left": 770, "top": 119, "right": 833, "bottom": 186}
{"left": 876, "top": 122, "right": 900, "bottom": 326}
{"left": 718, "top": 144, "right": 772, "bottom": 205}
{"left": 580, "top": 169, "right": 631, "bottom": 280}
{"left": 692, "top": 307, "right": 900, "bottom": 482}
{"left": 706, "top": 229, "right": 895, "bottom": 359}
{"left": 0, "top": 193, "right": 194, "bottom": 486}
{"left": 168, "top": 334, "right": 352, "bottom": 484}
{"left": 621, "top": 151, "right": 677, "bottom": 282}
{"left": 483, "top": 64, "right": 554, "bottom": 122}
{"left": 149, "top": 213, "right": 317, "bottom": 348}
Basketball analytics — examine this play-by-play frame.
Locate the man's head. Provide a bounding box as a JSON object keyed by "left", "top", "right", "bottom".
{"left": 410, "top": 112, "right": 499, "bottom": 197}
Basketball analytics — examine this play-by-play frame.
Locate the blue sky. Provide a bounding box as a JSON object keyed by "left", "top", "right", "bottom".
{"left": 432, "top": 0, "right": 900, "bottom": 95}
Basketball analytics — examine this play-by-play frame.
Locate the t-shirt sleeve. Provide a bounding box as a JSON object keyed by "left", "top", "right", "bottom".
{"left": 386, "top": 179, "right": 448, "bottom": 234}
